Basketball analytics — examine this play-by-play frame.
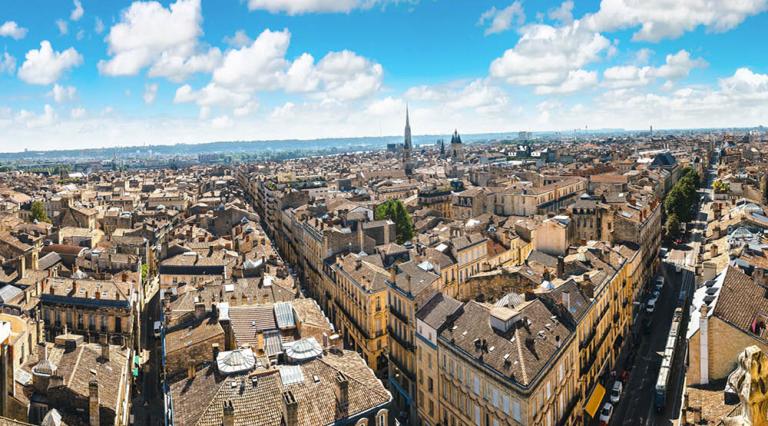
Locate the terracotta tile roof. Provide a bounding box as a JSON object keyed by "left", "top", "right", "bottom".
{"left": 170, "top": 350, "right": 391, "bottom": 426}
{"left": 713, "top": 266, "right": 768, "bottom": 340}
{"left": 166, "top": 317, "right": 225, "bottom": 355}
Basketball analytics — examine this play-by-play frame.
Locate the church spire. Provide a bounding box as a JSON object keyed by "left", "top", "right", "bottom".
{"left": 404, "top": 105, "right": 412, "bottom": 150}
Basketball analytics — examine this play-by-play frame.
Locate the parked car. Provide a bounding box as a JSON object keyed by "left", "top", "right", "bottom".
{"left": 655, "top": 277, "right": 664, "bottom": 292}
{"left": 153, "top": 321, "right": 162, "bottom": 338}
{"left": 599, "top": 402, "right": 614, "bottom": 425}
{"left": 610, "top": 381, "right": 623, "bottom": 403}
{"left": 646, "top": 297, "right": 658, "bottom": 314}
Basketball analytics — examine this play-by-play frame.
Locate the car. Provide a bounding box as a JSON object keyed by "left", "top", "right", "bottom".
{"left": 655, "top": 277, "right": 665, "bottom": 292}
{"left": 599, "top": 402, "right": 614, "bottom": 424}
{"left": 610, "top": 381, "right": 623, "bottom": 403}
{"left": 153, "top": 321, "right": 162, "bottom": 338}
{"left": 646, "top": 297, "right": 658, "bottom": 314}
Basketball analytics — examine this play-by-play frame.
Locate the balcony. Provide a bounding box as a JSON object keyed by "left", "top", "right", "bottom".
{"left": 389, "top": 354, "right": 416, "bottom": 382}
{"left": 387, "top": 325, "right": 414, "bottom": 352}
{"left": 389, "top": 305, "right": 409, "bottom": 325}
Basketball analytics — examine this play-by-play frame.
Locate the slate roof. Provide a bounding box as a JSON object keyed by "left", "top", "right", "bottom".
{"left": 439, "top": 299, "right": 573, "bottom": 387}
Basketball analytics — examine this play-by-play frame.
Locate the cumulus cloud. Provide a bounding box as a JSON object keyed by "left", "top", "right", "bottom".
{"left": 18, "top": 41, "right": 83, "bottom": 85}
{"left": 175, "top": 28, "right": 383, "bottom": 116}
{"left": 548, "top": 0, "right": 573, "bottom": 24}
{"left": 143, "top": 83, "right": 159, "bottom": 104}
{"left": 583, "top": 0, "right": 768, "bottom": 42}
{"left": 70, "top": 0, "right": 84, "bottom": 21}
{"left": 602, "top": 49, "right": 706, "bottom": 88}
{"left": 478, "top": 2, "right": 525, "bottom": 35}
{"left": 224, "top": 30, "right": 252, "bottom": 48}
{"left": 16, "top": 104, "right": 57, "bottom": 128}
{"left": 0, "top": 53, "right": 16, "bottom": 74}
{"left": 490, "top": 21, "right": 609, "bottom": 90}
{"left": 49, "top": 84, "right": 77, "bottom": 103}
{"left": 405, "top": 78, "right": 509, "bottom": 113}
{"left": 0, "top": 21, "right": 27, "bottom": 39}
{"left": 535, "top": 69, "right": 598, "bottom": 94}
{"left": 98, "top": 0, "right": 208, "bottom": 81}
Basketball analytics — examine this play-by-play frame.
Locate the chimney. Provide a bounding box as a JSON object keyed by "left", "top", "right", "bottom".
{"left": 187, "top": 360, "right": 196, "bottom": 380}
{"left": 17, "top": 256, "right": 25, "bottom": 280}
{"left": 556, "top": 256, "right": 564, "bottom": 277}
{"left": 334, "top": 372, "right": 349, "bottom": 418}
{"left": 194, "top": 301, "right": 206, "bottom": 319}
{"left": 282, "top": 391, "right": 299, "bottom": 426}
{"left": 100, "top": 342, "right": 110, "bottom": 361}
{"left": 212, "top": 343, "right": 220, "bottom": 360}
{"left": 38, "top": 342, "right": 47, "bottom": 361}
{"left": 89, "top": 372, "right": 100, "bottom": 426}
{"left": 699, "top": 303, "right": 709, "bottom": 385}
{"left": 222, "top": 401, "right": 235, "bottom": 426}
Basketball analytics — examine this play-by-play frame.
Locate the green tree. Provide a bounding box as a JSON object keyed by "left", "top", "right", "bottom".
{"left": 30, "top": 200, "right": 50, "bottom": 223}
{"left": 666, "top": 213, "right": 681, "bottom": 236}
{"left": 713, "top": 180, "right": 730, "bottom": 194}
{"left": 374, "top": 200, "right": 414, "bottom": 244}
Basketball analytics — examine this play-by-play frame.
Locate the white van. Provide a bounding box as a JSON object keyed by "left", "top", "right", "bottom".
{"left": 153, "top": 321, "right": 162, "bottom": 338}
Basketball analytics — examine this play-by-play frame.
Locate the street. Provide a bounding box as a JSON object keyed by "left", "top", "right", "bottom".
{"left": 610, "top": 160, "right": 715, "bottom": 425}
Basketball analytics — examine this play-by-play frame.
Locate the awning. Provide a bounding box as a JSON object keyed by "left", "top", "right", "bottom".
{"left": 585, "top": 383, "right": 606, "bottom": 418}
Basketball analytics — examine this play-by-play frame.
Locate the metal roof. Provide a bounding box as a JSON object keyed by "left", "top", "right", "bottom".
{"left": 274, "top": 302, "right": 296, "bottom": 330}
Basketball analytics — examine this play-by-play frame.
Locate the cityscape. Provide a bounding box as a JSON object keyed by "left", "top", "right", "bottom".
{"left": 1, "top": 1, "right": 768, "bottom": 426}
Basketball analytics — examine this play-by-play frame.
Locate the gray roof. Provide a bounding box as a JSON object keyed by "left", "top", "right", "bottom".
{"left": 0, "top": 285, "right": 22, "bottom": 304}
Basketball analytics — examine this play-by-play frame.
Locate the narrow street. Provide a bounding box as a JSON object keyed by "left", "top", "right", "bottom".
{"left": 610, "top": 160, "right": 715, "bottom": 426}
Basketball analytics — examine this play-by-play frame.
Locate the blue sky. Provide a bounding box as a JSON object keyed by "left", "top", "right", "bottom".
{"left": 1, "top": 0, "right": 767, "bottom": 151}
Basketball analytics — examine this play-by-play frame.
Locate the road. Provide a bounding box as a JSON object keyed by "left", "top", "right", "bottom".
{"left": 611, "top": 160, "right": 715, "bottom": 425}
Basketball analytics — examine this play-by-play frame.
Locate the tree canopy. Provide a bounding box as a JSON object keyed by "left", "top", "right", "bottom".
{"left": 374, "top": 199, "right": 414, "bottom": 244}
{"left": 30, "top": 200, "right": 50, "bottom": 223}
{"left": 664, "top": 168, "right": 700, "bottom": 222}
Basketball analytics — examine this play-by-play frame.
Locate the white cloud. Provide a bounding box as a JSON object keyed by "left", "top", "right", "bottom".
{"left": 719, "top": 68, "right": 768, "bottom": 100}
{"left": 365, "top": 97, "right": 404, "bottom": 116}
{"left": 173, "top": 83, "right": 251, "bottom": 109}
{"left": 224, "top": 30, "right": 252, "bottom": 48}
{"left": 149, "top": 47, "right": 222, "bottom": 82}
{"left": 16, "top": 104, "right": 57, "bottom": 128}
{"left": 0, "top": 21, "right": 27, "bottom": 39}
{"left": 143, "top": 83, "right": 159, "bottom": 104}
{"left": 602, "top": 49, "right": 706, "bottom": 88}
{"left": 212, "top": 29, "right": 290, "bottom": 90}
{"left": 583, "top": 0, "right": 768, "bottom": 42}
{"left": 246, "top": 0, "right": 363, "bottom": 15}
{"left": 478, "top": 2, "right": 525, "bottom": 36}
{"left": 70, "top": 0, "right": 84, "bottom": 21}
{"left": 94, "top": 17, "right": 104, "bottom": 34}
{"left": 490, "top": 21, "right": 609, "bottom": 90}
{"left": 0, "top": 53, "right": 16, "bottom": 75}
{"left": 548, "top": 0, "right": 573, "bottom": 24}
{"left": 536, "top": 69, "right": 598, "bottom": 94}
{"left": 18, "top": 41, "right": 83, "bottom": 85}
{"left": 233, "top": 101, "right": 259, "bottom": 117}
{"left": 314, "top": 50, "right": 383, "bottom": 100}
{"left": 655, "top": 50, "right": 707, "bottom": 79}
{"left": 405, "top": 79, "right": 509, "bottom": 113}
{"left": 56, "top": 19, "right": 69, "bottom": 35}
{"left": 211, "top": 115, "right": 233, "bottom": 128}
{"left": 98, "top": 0, "right": 205, "bottom": 80}
{"left": 635, "top": 48, "right": 653, "bottom": 65}
{"left": 49, "top": 84, "right": 77, "bottom": 103}
{"left": 70, "top": 107, "right": 86, "bottom": 119}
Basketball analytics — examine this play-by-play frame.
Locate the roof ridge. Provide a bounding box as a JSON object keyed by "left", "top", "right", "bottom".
{"left": 194, "top": 373, "right": 230, "bottom": 426}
